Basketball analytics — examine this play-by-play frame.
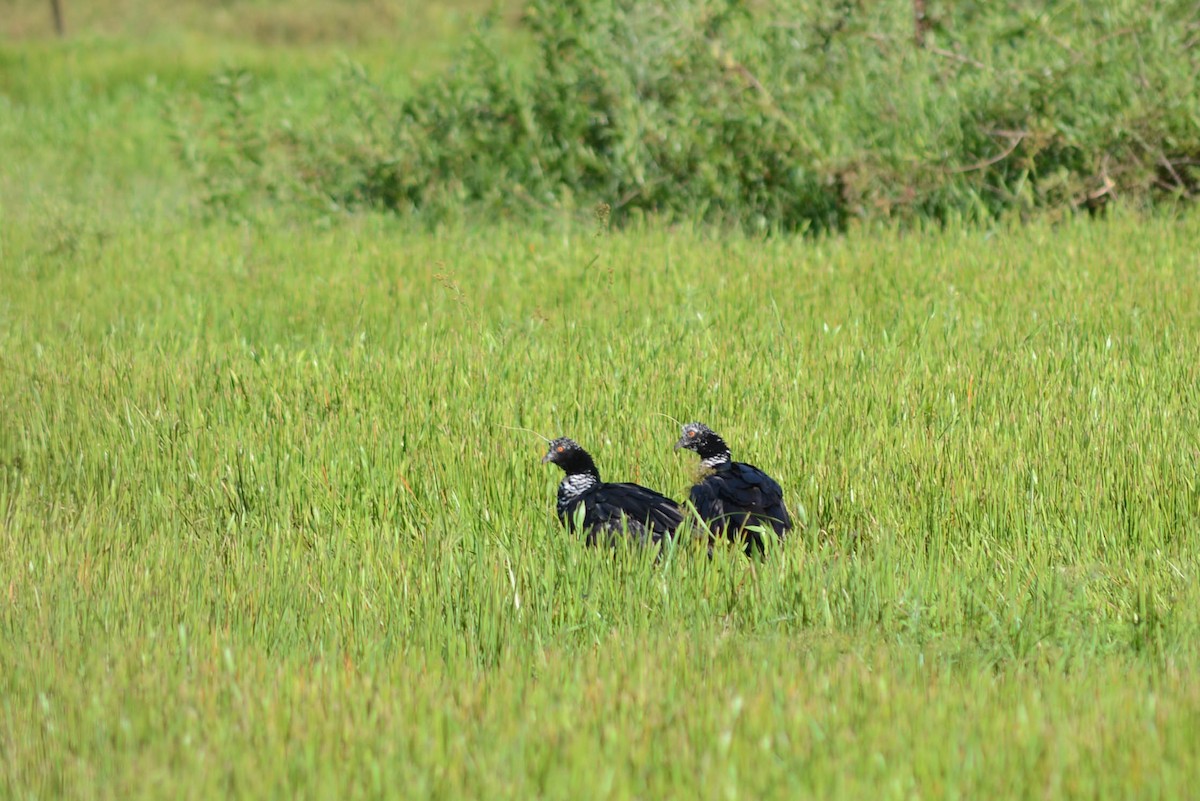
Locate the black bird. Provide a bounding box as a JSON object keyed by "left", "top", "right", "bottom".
{"left": 542, "top": 437, "right": 683, "bottom": 547}
{"left": 674, "top": 422, "right": 791, "bottom": 553}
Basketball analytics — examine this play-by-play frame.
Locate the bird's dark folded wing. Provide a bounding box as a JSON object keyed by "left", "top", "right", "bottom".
{"left": 749, "top": 465, "right": 785, "bottom": 495}
{"left": 733, "top": 463, "right": 792, "bottom": 531}
{"left": 689, "top": 481, "right": 725, "bottom": 524}
{"left": 583, "top": 506, "right": 652, "bottom": 545}
{"left": 599, "top": 483, "right": 683, "bottom": 534}
{"left": 692, "top": 464, "right": 791, "bottom": 536}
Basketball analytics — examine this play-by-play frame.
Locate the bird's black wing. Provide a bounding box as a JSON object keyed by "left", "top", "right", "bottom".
{"left": 586, "top": 482, "right": 683, "bottom": 544}
{"left": 692, "top": 462, "right": 791, "bottom": 541}
{"left": 688, "top": 479, "right": 728, "bottom": 531}
{"left": 729, "top": 462, "right": 791, "bottom": 534}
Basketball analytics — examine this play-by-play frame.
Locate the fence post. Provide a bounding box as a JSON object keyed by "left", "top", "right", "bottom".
{"left": 50, "top": 0, "right": 66, "bottom": 36}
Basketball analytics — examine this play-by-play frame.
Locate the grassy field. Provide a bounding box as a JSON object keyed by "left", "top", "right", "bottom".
{"left": 4, "top": 212, "right": 1200, "bottom": 798}
{"left": 4, "top": 3, "right": 1200, "bottom": 799}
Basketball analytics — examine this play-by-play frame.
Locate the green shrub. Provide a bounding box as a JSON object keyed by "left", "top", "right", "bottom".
{"left": 177, "top": 0, "right": 1200, "bottom": 231}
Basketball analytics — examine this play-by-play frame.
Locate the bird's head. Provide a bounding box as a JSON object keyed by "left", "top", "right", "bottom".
{"left": 674, "top": 422, "right": 730, "bottom": 461}
{"left": 541, "top": 437, "right": 598, "bottom": 475}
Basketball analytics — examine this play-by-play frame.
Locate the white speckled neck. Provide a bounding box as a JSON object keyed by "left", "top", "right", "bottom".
{"left": 560, "top": 472, "right": 599, "bottom": 500}
{"left": 701, "top": 452, "right": 731, "bottom": 469}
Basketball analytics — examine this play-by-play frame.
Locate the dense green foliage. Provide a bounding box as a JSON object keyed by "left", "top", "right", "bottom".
{"left": 177, "top": 0, "right": 1200, "bottom": 230}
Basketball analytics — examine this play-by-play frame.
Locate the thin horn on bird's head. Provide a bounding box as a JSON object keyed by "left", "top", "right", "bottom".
{"left": 651, "top": 412, "right": 684, "bottom": 427}
{"left": 499, "top": 424, "right": 553, "bottom": 443}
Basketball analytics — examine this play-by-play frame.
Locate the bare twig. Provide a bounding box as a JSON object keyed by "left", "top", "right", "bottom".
{"left": 865, "top": 30, "right": 989, "bottom": 70}
{"left": 1073, "top": 155, "right": 1115, "bottom": 209}
{"left": 730, "top": 62, "right": 769, "bottom": 99}
{"left": 709, "top": 41, "right": 773, "bottom": 102}
{"left": 1130, "top": 131, "right": 1189, "bottom": 192}
{"left": 1094, "top": 27, "right": 1139, "bottom": 47}
{"left": 950, "top": 131, "right": 1026, "bottom": 174}
{"left": 613, "top": 186, "right": 642, "bottom": 211}
{"left": 1158, "top": 156, "right": 1187, "bottom": 192}
{"left": 1043, "top": 30, "right": 1079, "bottom": 59}
{"left": 983, "top": 128, "right": 1031, "bottom": 139}
{"left": 929, "top": 47, "right": 989, "bottom": 70}
{"left": 704, "top": 40, "right": 801, "bottom": 142}
{"left": 1045, "top": 26, "right": 1139, "bottom": 66}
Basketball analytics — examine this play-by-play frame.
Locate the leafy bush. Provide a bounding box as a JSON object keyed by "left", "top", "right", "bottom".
{"left": 176, "top": 0, "right": 1200, "bottom": 231}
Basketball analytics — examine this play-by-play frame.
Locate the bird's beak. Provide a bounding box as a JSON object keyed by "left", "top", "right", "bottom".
{"left": 541, "top": 452, "right": 554, "bottom": 464}
{"left": 673, "top": 437, "right": 687, "bottom": 451}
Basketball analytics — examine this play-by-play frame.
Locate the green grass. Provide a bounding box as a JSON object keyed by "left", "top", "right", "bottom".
{"left": 0, "top": 0, "right": 527, "bottom": 221}
{"left": 2, "top": 211, "right": 1199, "bottom": 798}
{"left": 3, "top": 3, "right": 1200, "bottom": 797}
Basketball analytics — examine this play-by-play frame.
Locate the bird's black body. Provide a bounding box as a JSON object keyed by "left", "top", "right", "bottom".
{"left": 542, "top": 437, "right": 683, "bottom": 547}
{"left": 675, "top": 423, "right": 791, "bottom": 553}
